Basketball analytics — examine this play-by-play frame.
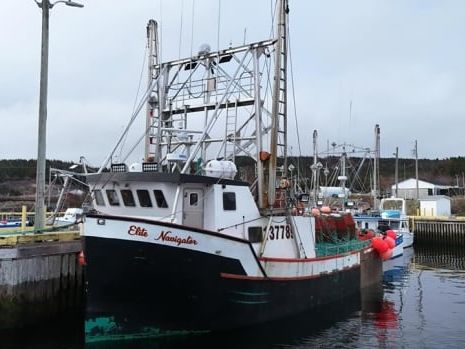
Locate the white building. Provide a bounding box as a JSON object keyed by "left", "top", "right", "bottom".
{"left": 419, "top": 196, "right": 451, "bottom": 217}
{"left": 391, "top": 178, "right": 451, "bottom": 199}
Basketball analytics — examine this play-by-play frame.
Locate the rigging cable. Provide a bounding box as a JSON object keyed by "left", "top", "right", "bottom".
{"left": 287, "top": 6, "right": 303, "bottom": 187}
{"left": 178, "top": 0, "right": 184, "bottom": 60}
{"left": 217, "top": 0, "right": 221, "bottom": 53}
{"left": 190, "top": 0, "right": 195, "bottom": 58}
{"left": 117, "top": 45, "right": 148, "bottom": 162}
{"left": 158, "top": 0, "right": 163, "bottom": 63}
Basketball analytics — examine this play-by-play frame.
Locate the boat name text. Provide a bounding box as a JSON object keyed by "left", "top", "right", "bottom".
{"left": 154, "top": 230, "right": 198, "bottom": 246}
{"left": 128, "top": 225, "right": 148, "bottom": 237}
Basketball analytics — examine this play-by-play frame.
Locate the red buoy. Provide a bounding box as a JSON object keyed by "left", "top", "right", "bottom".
{"left": 386, "top": 230, "right": 397, "bottom": 240}
{"left": 381, "top": 248, "right": 393, "bottom": 260}
{"left": 365, "top": 229, "right": 375, "bottom": 239}
{"left": 78, "top": 250, "right": 86, "bottom": 266}
{"left": 372, "top": 237, "right": 389, "bottom": 254}
{"left": 384, "top": 236, "right": 396, "bottom": 249}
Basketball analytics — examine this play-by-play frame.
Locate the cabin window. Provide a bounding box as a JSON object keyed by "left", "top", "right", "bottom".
{"left": 106, "top": 189, "right": 120, "bottom": 206}
{"left": 190, "top": 193, "right": 199, "bottom": 206}
{"left": 248, "top": 226, "right": 263, "bottom": 243}
{"left": 121, "top": 190, "right": 136, "bottom": 207}
{"left": 137, "top": 189, "right": 153, "bottom": 207}
{"left": 223, "top": 192, "right": 236, "bottom": 211}
{"left": 154, "top": 190, "right": 168, "bottom": 208}
{"left": 94, "top": 190, "right": 105, "bottom": 206}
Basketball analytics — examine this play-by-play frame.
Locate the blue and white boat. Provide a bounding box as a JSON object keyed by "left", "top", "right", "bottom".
{"left": 354, "top": 197, "right": 413, "bottom": 260}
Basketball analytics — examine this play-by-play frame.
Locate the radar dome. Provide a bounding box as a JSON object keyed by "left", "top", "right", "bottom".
{"left": 205, "top": 160, "right": 237, "bottom": 179}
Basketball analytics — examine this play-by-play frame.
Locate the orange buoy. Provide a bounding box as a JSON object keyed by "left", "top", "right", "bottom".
{"left": 372, "top": 236, "right": 389, "bottom": 254}
{"left": 381, "top": 248, "right": 393, "bottom": 260}
{"left": 386, "top": 230, "right": 397, "bottom": 240}
{"left": 366, "top": 229, "right": 375, "bottom": 239}
{"left": 78, "top": 250, "right": 86, "bottom": 266}
{"left": 384, "top": 236, "right": 396, "bottom": 249}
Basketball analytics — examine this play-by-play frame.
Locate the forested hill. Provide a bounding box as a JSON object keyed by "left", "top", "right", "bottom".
{"left": 1, "top": 156, "right": 465, "bottom": 189}
{"left": 236, "top": 156, "right": 465, "bottom": 191}
{"left": 0, "top": 159, "right": 78, "bottom": 181}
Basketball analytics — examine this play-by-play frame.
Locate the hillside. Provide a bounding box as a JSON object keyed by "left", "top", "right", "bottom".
{"left": 0, "top": 159, "right": 88, "bottom": 211}
{"left": 1, "top": 157, "right": 465, "bottom": 213}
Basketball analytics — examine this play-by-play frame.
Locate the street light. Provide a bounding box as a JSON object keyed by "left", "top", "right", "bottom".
{"left": 34, "top": 0, "right": 83, "bottom": 231}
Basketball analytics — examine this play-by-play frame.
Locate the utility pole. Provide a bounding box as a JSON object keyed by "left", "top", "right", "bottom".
{"left": 34, "top": 0, "right": 83, "bottom": 230}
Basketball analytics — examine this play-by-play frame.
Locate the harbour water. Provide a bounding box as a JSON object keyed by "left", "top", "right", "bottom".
{"left": 2, "top": 245, "right": 465, "bottom": 349}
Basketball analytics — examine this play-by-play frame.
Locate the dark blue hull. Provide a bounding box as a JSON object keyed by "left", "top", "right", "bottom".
{"left": 84, "top": 234, "right": 379, "bottom": 343}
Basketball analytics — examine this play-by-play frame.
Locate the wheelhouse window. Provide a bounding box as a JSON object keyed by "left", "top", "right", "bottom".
{"left": 121, "top": 189, "right": 136, "bottom": 207}
{"left": 137, "top": 189, "right": 153, "bottom": 207}
{"left": 190, "top": 193, "right": 199, "bottom": 206}
{"left": 248, "top": 226, "right": 263, "bottom": 243}
{"left": 94, "top": 190, "right": 105, "bottom": 206}
{"left": 223, "top": 192, "right": 236, "bottom": 211}
{"left": 106, "top": 189, "right": 120, "bottom": 206}
{"left": 153, "top": 190, "right": 168, "bottom": 208}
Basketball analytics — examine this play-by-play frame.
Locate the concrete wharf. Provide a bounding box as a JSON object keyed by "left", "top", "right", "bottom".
{"left": 0, "top": 225, "right": 83, "bottom": 329}
{"left": 410, "top": 216, "right": 465, "bottom": 246}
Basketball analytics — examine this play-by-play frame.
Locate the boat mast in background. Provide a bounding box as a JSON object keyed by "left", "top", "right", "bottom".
{"left": 414, "top": 140, "right": 419, "bottom": 201}
{"left": 372, "top": 124, "right": 380, "bottom": 209}
{"left": 395, "top": 146, "right": 399, "bottom": 197}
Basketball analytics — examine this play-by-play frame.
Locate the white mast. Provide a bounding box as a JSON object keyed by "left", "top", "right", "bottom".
{"left": 415, "top": 140, "right": 419, "bottom": 200}
{"left": 145, "top": 20, "right": 159, "bottom": 161}
{"left": 268, "top": 0, "right": 288, "bottom": 208}
{"left": 395, "top": 146, "right": 399, "bottom": 197}
{"left": 373, "top": 124, "right": 380, "bottom": 209}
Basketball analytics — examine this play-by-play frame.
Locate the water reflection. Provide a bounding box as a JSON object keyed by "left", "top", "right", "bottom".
{"left": 3, "top": 245, "right": 465, "bottom": 348}
{"left": 414, "top": 245, "right": 465, "bottom": 270}
{"left": 86, "top": 287, "right": 381, "bottom": 349}
{"left": 1, "top": 311, "right": 84, "bottom": 349}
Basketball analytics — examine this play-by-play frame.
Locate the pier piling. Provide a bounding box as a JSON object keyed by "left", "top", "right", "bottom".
{"left": 411, "top": 216, "right": 465, "bottom": 246}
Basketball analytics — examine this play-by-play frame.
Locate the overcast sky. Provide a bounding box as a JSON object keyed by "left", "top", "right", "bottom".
{"left": 1, "top": 0, "right": 464, "bottom": 167}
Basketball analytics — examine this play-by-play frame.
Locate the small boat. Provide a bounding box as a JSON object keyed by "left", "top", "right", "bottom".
{"left": 81, "top": 0, "right": 382, "bottom": 343}
{"left": 53, "top": 208, "right": 84, "bottom": 226}
{"left": 379, "top": 197, "right": 413, "bottom": 248}
{"left": 0, "top": 219, "right": 27, "bottom": 228}
{"left": 354, "top": 197, "right": 413, "bottom": 261}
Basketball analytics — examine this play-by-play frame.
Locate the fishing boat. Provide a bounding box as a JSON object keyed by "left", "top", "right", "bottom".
{"left": 379, "top": 197, "right": 413, "bottom": 248}
{"left": 354, "top": 196, "right": 413, "bottom": 260}
{"left": 82, "top": 0, "right": 382, "bottom": 343}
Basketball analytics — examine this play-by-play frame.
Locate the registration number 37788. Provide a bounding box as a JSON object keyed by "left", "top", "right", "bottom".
{"left": 264, "top": 224, "right": 293, "bottom": 240}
